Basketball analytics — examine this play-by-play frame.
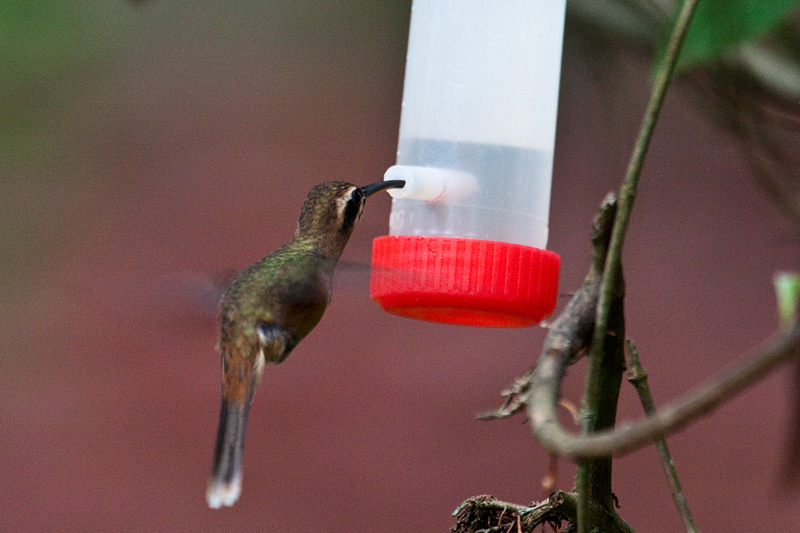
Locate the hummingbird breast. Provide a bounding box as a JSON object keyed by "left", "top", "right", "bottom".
{"left": 218, "top": 239, "right": 336, "bottom": 364}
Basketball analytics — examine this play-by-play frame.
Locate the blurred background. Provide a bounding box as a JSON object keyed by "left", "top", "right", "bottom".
{"left": 3, "top": 1, "right": 800, "bottom": 531}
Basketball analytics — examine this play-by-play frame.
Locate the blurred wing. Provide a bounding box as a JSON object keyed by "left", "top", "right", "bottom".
{"left": 332, "top": 260, "right": 414, "bottom": 298}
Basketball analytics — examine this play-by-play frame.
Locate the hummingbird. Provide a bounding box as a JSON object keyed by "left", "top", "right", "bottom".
{"left": 206, "top": 179, "right": 404, "bottom": 509}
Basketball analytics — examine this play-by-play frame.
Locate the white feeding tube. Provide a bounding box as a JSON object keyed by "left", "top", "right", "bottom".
{"left": 385, "top": 0, "right": 567, "bottom": 248}
{"left": 384, "top": 165, "right": 478, "bottom": 202}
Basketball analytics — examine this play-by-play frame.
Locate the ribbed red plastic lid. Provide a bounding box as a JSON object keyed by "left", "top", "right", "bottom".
{"left": 370, "top": 235, "right": 560, "bottom": 327}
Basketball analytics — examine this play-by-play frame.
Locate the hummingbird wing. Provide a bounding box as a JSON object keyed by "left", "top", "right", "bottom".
{"left": 332, "top": 260, "right": 416, "bottom": 298}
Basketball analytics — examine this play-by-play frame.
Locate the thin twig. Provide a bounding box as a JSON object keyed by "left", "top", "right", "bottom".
{"left": 530, "top": 324, "right": 800, "bottom": 458}
{"left": 589, "top": 0, "right": 699, "bottom": 370}
{"left": 576, "top": 1, "right": 701, "bottom": 529}
{"left": 626, "top": 340, "right": 699, "bottom": 533}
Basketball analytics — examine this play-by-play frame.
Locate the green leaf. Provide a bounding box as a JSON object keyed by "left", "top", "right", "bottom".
{"left": 668, "top": 0, "right": 800, "bottom": 70}
{"left": 774, "top": 271, "right": 800, "bottom": 330}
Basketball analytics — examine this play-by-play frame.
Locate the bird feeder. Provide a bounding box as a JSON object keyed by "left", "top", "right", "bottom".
{"left": 371, "top": 0, "right": 566, "bottom": 327}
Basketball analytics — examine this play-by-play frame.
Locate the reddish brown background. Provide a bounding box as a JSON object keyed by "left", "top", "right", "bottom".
{"left": 3, "top": 2, "right": 800, "bottom": 531}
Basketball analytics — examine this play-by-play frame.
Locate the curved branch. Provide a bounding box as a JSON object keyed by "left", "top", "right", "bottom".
{"left": 529, "top": 324, "right": 800, "bottom": 459}
{"left": 528, "top": 0, "right": 765, "bottom": 462}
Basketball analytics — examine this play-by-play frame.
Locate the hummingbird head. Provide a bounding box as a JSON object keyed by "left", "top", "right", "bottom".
{"left": 295, "top": 180, "right": 404, "bottom": 258}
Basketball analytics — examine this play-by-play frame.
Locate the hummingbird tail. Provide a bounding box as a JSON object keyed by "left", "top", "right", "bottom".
{"left": 206, "top": 398, "right": 250, "bottom": 508}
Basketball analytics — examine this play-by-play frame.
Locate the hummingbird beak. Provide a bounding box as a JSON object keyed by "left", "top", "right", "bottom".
{"left": 360, "top": 180, "right": 405, "bottom": 198}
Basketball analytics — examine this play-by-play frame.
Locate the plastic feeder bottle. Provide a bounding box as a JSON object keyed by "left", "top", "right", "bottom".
{"left": 370, "top": 0, "right": 566, "bottom": 327}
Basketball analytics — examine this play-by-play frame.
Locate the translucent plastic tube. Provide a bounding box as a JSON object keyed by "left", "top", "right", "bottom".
{"left": 389, "top": 0, "right": 565, "bottom": 248}
{"left": 371, "top": 0, "right": 566, "bottom": 327}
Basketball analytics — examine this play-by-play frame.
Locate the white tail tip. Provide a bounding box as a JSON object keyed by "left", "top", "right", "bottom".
{"left": 206, "top": 475, "right": 242, "bottom": 509}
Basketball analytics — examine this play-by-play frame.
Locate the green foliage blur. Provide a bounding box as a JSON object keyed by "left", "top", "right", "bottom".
{"left": 1, "top": 0, "right": 110, "bottom": 155}
{"left": 0, "top": 1, "right": 124, "bottom": 293}
{"left": 668, "top": 0, "right": 800, "bottom": 70}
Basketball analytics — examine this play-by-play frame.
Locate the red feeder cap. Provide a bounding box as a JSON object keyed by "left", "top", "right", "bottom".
{"left": 370, "top": 235, "right": 560, "bottom": 327}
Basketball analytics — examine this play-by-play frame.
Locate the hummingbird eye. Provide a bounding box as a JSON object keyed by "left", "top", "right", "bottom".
{"left": 340, "top": 188, "right": 364, "bottom": 231}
